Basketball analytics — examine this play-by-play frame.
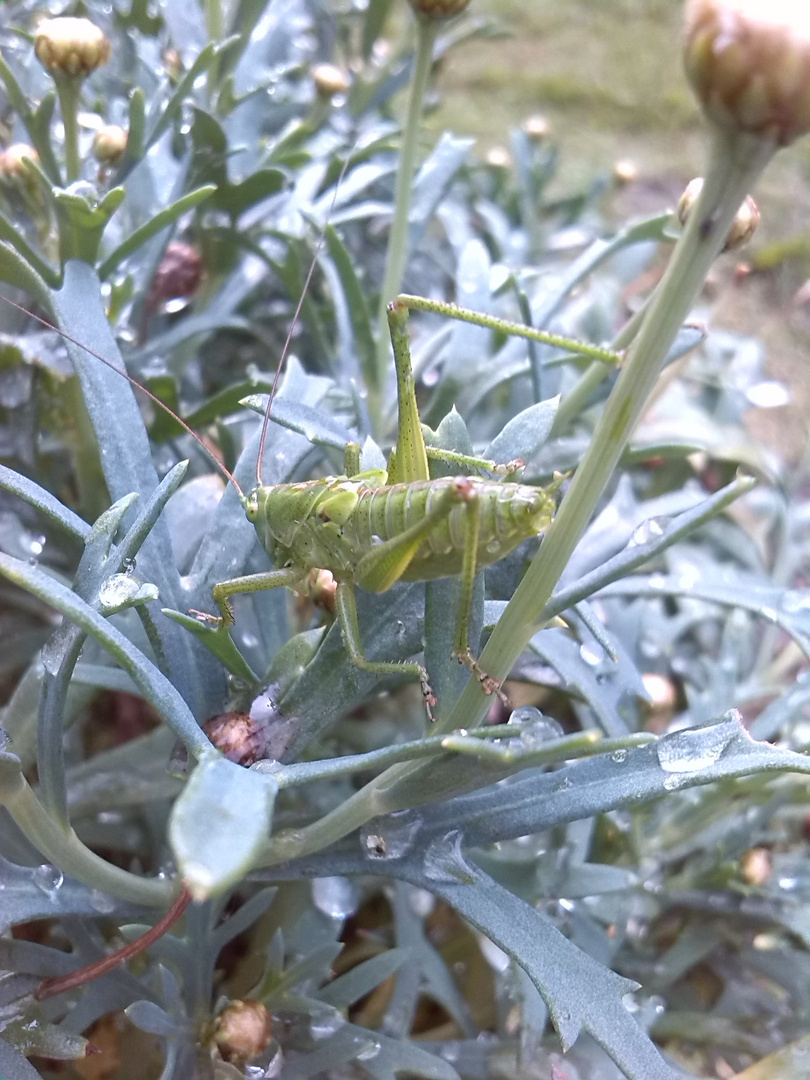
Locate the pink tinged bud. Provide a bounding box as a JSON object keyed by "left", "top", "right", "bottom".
{"left": 212, "top": 1000, "right": 273, "bottom": 1065}
{"left": 685, "top": 0, "right": 810, "bottom": 145}
{"left": 34, "top": 17, "right": 111, "bottom": 78}
{"left": 149, "top": 242, "right": 204, "bottom": 304}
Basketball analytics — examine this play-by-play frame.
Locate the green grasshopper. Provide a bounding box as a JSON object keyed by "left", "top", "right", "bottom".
{"left": 3, "top": 285, "right": 620, "bottom": 718}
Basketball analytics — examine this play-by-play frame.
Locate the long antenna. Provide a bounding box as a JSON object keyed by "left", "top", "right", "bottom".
{"left": 0, "top": 293, "right": 244, "bottom": 497}
{"left": 256, "top": 144, "right": 358, "bottom": 485}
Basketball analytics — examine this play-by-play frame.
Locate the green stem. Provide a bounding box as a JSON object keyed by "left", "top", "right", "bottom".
{"left": 372, "top": 17, "right": 438, "bottom": 431}
{"left": 441, "top": 126, "right": 775, "bottom": 736}
{"left": 54, "top": 75, "right": 82, "bottom": 184}
{"left": 5, "top": 778, "right": 173, "bottom": 906}
{"left": 205, "top": 0, "right": 224, "bottom": 97}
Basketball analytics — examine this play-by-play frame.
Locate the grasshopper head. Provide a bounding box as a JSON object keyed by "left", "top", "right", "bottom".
{"left": 242, "top": 489, "right": 260, "bottom": 522}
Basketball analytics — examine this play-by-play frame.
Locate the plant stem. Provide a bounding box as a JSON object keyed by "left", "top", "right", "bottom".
{"left": 371, "top": 17, "right": 437, "bottom": 431}
{"left": 441, "top": 126, "right": 775, "bottom": 736}
{"left": 55, "top": 75, "right": 82, "bottom": 183}
{"left": 4, "top": 778, "right": 173, "bottom": 906}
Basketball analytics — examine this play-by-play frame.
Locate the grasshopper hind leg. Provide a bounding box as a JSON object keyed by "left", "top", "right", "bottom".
{"left": 450, "top": 477, "right": 509, "bottom": 706}
{"left": 335, "top": 580, "right": 437, "bottom": 720}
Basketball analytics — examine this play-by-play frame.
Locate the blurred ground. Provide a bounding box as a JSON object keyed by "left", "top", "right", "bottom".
{"left": 430, "top": 0, "right": 810, "bottom": 465}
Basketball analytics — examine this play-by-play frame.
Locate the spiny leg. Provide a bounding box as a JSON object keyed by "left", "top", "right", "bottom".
{"left": 426, "top": 445, "right": 525, "bottom": 479}
{"left": 194, "top": 566, "right": 304, "bottom": 627}
{"left": 335, "top": 579, "right": 437, "bottom": 720}
{"left": 451, "top": 478, "right": 509, "bottom": 705}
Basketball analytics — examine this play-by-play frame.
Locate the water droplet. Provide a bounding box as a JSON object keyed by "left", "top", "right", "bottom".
{"left": 663, "top": 774, "right": 687, "bottom": 791}
{"left": 355, "top": 1039, "right": 381, "bottom": 1061}
{"left": 33, "top": 864, "right": 64, "bottom": 899}
{"left": 611, "top": 748, "right": 628, "bottom": 763}
{"left": 579, "top": 643, "right": 601, "bottom": 666}
{"left": 309, "top": 1005, "right": 343, "bottom": 1041}
{"left": 311, "top": 877, "right": 358, "bottom": 921}
{"left": 746, "top": 380, "right": 790, "bottom": 408}
{"left": 89, "top": 888, "right": 116, "bottom": 914}
{"left": 122, "top": 556, "right": 136, "bottom": 574}
{"left": 781, "top": 590, "right": 810, "bottom": 614}
{"left": 509, "top": 706, "right": 564, "bottom": 748}
{"left": 648, "top": 573, "right": 667, "bottom": 591}
{"left": 423, "top": 831, "right": 473, "bottom": 884}
{"left": 631, "top": 518, "right": 665, "bottom": 546}
{"left": 98, "top": 573, "right": 143, "bottom": 611}
{"left": 778, "top": 877, "right": 798, "bottom": 891}
{"left": 656, "top": 714, "right": 738, "bottom": 774}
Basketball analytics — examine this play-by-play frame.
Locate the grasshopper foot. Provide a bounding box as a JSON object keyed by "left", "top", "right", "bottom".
{"left": 189, "top": 608, "right": 224, "bottom": 627}
{"left": 454, "top": 649, "right": 509, "bottom": 706}
{"left": 419, "top": 669, "right": 438, "bottom": 722}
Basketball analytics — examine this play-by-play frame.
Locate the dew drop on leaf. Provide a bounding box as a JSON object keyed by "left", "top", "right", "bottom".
{"left": 311, "top": 876, "right": 358, "bottom": 920}
{"left": 33, "top": 864, "right": 64, "bottom": 899}
{"left": 656, "top": 714, "right": 738, "bottom": 774}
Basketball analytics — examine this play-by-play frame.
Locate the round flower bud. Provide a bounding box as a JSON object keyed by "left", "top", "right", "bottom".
{"left": 212, "top": 1000, "right": 273, "bottom": 1065}
{"left": 684, "top": 0, "right": 810, "bottom": 146}
{"left": 93, "top": 125, "right": 127, "bottom": 166}
{"left": 203, "top": 712, "right": 267, "bottom": 767}
{"left": 312, "top": 63, "right": 350, "bottom": 98}
{"left": 306, "top": 568, "right": 338, "bottom": 615}
{"left": 149, "top": 242, "right": 204, "bottom": 304}
{"left": 613, "top": 159, "right": 638, "bottom": 185}
{"left": 0, "top": 144, "right": 39, "bottom": 181}
{"left": 486, "top": 146, "right": 511, "bottom": 169}
{"left": 678, "top": 176, "right": 761, "bottom": 250}
{"left": 740, "top": 847, "right": 771, "bottom": 885}
{"left": 524, "top": 114, "right": 550, "bottom": 141}
{"left": 408, "top": 0, "right": 472, "bottom": 19}
{"left": 34, "top": 17, "right": 111, "bottom": 78}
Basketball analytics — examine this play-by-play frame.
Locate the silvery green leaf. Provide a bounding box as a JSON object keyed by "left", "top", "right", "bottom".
{"left": 169, "top": 756, "right": 277, "bottom": 898}
{"left": 0, "top": 858, "right": 139, "bottom": 933}
{"left": 485, "top": 396, "right": 560, "bottom": 464}
{"left": 125, "top": 1000, "right": 183, "bottom": 1037}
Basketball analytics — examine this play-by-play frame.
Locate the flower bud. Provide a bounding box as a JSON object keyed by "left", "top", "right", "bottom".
{"left": 312, "top": 63, "right": 350, "bottom": 98}
{"left": 0, "top": 144, "right": 39, "bottom": 181}
{"left": 524, "top": 114, "right": 550, "bottom": 141}
{"left": 93, "top": 125, "right": 127, "bottom": 166}
{"left": 212, "top": 1000, "right": 272, "bottom": 1065}
{"left": 306, "top": 568, "right": 338, "bottom": 615}
{"left": 684, "top": 0, "right": 810, "bottom": 146}
{"left": 408, "top": 0, "right": 472, "bottom": 19}
{"left": 203, "top": 712, "right": 267, "bottom": 767}
{"left": 678, "top": 176, "right": 761, "bottom": 250}
{"left": 34, "top": 17, "right": 111, "bottom": 78}
{"left": 149, "top": 242, "right": 204, "bottom": 304}
{"left": 613, "top": 159, "right": 638, "bottom": 185}
{"left": 739, "top": 847, "right": 771, "bottom": 885}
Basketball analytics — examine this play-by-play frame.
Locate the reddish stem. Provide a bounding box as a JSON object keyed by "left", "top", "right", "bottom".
{"left": 35, "top": 886, "right": 192, "bottom": 1001}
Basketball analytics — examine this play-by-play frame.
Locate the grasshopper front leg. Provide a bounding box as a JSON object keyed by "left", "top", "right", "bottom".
{"left": 199, "top": 566, "right": 305, "bottom": 627}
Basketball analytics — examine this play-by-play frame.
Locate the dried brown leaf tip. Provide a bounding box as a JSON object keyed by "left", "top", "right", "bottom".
{"left": 685, "top": 0, "right": 810, "bottom": 145}
{"left": 34, "top": 17, "right": 111, "bottom": 78}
